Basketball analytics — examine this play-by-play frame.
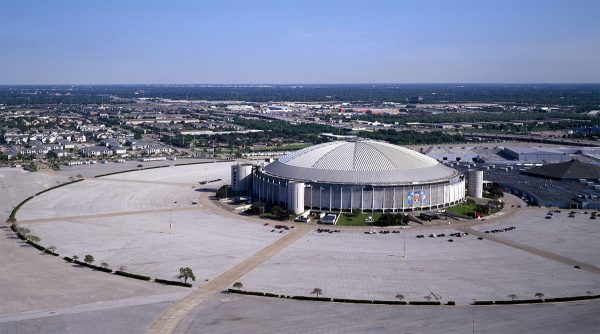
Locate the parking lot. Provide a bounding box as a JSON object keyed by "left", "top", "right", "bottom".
{"left": 2, "top": 161, "right": 599, "bottom": 333}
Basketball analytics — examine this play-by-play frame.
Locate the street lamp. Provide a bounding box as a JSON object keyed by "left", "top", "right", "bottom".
{"left": 401, "top": 226, "right": 408, "bottom": 258}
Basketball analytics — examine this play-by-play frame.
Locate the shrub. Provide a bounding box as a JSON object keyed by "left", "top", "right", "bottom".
{"left": 409, "top": 301, "right": 441, "bottom": 305}
{"left": 154, "top": 278, "right": 192, "bottom": 287}
{"left": 114, "top": 271, "right": 151, "bottom": 281}
{"left": 473, "top": 300, "right": 494, "bottom": 305}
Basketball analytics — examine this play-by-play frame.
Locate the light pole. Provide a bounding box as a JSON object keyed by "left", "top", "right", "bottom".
{"left": 472, "top": 298, "right": 476, "bottom": 334}
{"left": 401, "top": 226, "right": 407, "bottom": 258}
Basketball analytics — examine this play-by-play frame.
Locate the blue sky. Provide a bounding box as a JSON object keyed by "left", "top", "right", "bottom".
{"left": 0, "top": 0, "right": 598, "bottom": 84}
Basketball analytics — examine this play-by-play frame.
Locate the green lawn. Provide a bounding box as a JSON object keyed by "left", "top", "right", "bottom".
{"left": 445, "top": 203, "right": 477, "bottom": 216}
{"left": 250, "top": 143, "right": 312, "bottom": 152}
{"left": 336, "top": 212, "right": 382, "bottom": 226}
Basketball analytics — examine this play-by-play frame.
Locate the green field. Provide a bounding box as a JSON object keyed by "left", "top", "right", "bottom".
{"left": 336, "top": 212, "right": 382, "bottom": 226}
{"left": 251, "top": 142, "right": 311, "bottom": 152}
{"left": 445, "top": 203, "right": 477, "bottom": 216}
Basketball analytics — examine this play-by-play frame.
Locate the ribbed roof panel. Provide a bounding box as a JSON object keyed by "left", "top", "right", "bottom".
{"left": 263, "top": 139, "right": 460, "bottom": 185}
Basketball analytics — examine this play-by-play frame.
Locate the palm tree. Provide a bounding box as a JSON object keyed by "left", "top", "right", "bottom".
{"left": 100, "top": 262, "right": 109, "bottom": 269}
{"left": 395, "top": 294, "right": 405, "bottom": 301}
{"left": 178, "top": 267, "right": 196, "bottom": 284}
{"left": 233, "top": 282, "right": 243, "bottom": 289}
{"left": 84, "top": 254, "right": 94, "bottom": 265}
{"left": 534, "top": 292, "right": 544, "bottom": 300}
{"left": 508, "top": 294, "right": 517, "bottom": 301}
{"left": 311, "top": 288, "right": 323, "bottom": 298}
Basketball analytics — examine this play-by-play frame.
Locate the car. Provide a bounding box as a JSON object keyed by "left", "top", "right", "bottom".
{"left": 437, "top": 233, "right": 445, "bottom": 237}
{"left": 428, "top": 234, "right": 436, "bottom": 238}
{"left": 448, "top": 239, "right": 453, "bottom": 242}
{"left": 591, "top": 216, "right": 596, "bottom": 220}
{"left": 554, "top": 210, "right": 561, "bottom": 213}
{"left": 477, "top": 237, "right": 484, "bottom": 240}
{"left": 416, "top": 235, "right": 424, "bottom": 238}
{"left": 545, "top": 216, "right": 552, "bottom": 219}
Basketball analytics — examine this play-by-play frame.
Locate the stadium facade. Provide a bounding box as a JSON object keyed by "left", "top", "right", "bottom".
{"left": 234, "top": 139, "right": 465, "bottom": 214}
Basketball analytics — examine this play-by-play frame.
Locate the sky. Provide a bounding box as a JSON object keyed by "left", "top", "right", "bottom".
{"left": 0, "top": 0, "right": 599, "bottom": 84}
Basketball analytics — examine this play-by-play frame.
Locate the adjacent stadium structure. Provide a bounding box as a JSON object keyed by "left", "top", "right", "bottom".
{"left": 246, "top": 139, "right": 466, "bottom": 214}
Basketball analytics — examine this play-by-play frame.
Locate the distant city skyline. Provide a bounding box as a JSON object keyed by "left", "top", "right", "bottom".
{"left": 1, "top": 0, "right": 599, "bottom": 85}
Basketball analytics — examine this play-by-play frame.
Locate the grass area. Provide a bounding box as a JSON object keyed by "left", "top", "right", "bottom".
{"left": 336, "top": 212, "right": 382, "bottom": 226}
{"left": 250, "top": 142, "right": 312, "bottom": 152}
{"left": 445, "top": 203, "right": 477, "bottom": 216}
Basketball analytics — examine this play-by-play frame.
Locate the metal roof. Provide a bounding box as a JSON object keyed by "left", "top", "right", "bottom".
{"left": 263, "top": 140, "right": 460, "bottom": 185}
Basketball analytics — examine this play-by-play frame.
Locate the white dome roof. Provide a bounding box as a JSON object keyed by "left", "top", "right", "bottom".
{"left": 263, "top": 140, "right": 459, "bottom": 185}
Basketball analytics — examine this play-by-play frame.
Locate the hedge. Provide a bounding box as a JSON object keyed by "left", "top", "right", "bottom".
{"left": 446, "top": 301, "right": 456, "bottom": 306}
{"left": 64, "top": 256, "right": 73, "bottom": 262}
{"left": 8, "top": 196, "right": 34, "bottom": 222}
{"left": 545, "top": 295, "right": 600, "bottom": 303}
{"left": 94, "top": 165, "right": 169, "bottom": 178}
{"left": 114, "top": 270, "right": 151, "bottom": 281}
{"left": 88, "top": 265, "right": 113, "bottom": 273}
{"left": 154, "top": 278, "right": 192, "bottom": 287}
{"left": 34, "top": 179, "right": 83, "bottom": 196}
{"left": 372, "top": 300, "right": 407, "bottom": 305}
{"left": 7, "top": 179, "right": 84, "bottom": 223}
{"left": 227, "top": 289, "right": 265, "bottom": 296}
{"left": 291, "top": 296, "right": 332, "bottom": 302}
{"left": 43, "top": 249, "right": 59, "bottom": 256}
{"left": 409, "top": 301, "right": 441, "bottom": 305}
{"left": 473, "top": 300, "right": 494, "bottom": 305}
{"left": 494, "top": 299, "right": 543, "bottom": 305}
{"left": 332, "top": 298, "right": 373, "bottom": 304}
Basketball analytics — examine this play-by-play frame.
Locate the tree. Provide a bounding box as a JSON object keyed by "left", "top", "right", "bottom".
{"left": 100, "top": 262, "right": 109, "bottom": 269}
{"left": 215, "top": 185, "right": 229, "bottom": 199}
{"left": 395, "top": 294, "right": 404, "bottom": 301}
{"left": 27, "top": 235, "right": 40, "bottom": 244}
{"left": 508, "top": 293, "right": 517, "bottom": 301}
{"left": 272, "top": 206, "right": 288, "bottom": 220}
{"left": 246, "top": 202, "right": 264, "bottom": 215}
{"left": 178, "top": 267, "right": 196, "bottom": 284}
{"left": 84, "top": 254, "right": 95, "bottom": 265}
{"left": 311, "top": 288, "right": 323, "bottom": 298}
{"left": 534, "top": 292, "right": 544, "bottom": 300}
{"left": 72, "top": 255, "right": 79, "bottom": 261}
{"left": 46, "top": 151, "right": 58, "bottom": 160}
{"left": 233, "top": 282, "right": 243, "bottom": 289}
{"left": 17, "top": 227, "right": 31, "bottom": 236}
{"left": 47, "top": 246, "right": 57, "bottom": 253}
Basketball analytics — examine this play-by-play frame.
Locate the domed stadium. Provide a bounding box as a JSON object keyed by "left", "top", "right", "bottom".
{"left": 246, "top": 139, "right": 465, "bottom": 214}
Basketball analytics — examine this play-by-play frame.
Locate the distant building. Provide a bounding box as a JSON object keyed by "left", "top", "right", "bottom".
{"left": 502, "top": 147, "right": 570, "bottom": 162}
{"left": 80, "top": 146, "right": 112, "bottom": 157}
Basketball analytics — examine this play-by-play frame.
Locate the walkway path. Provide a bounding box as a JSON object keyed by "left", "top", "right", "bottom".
{"left": 18, "top": 206, "right": 205, "bottom": 225}
{"left": 145, "top": 225, "right": 312, "bottom": 334}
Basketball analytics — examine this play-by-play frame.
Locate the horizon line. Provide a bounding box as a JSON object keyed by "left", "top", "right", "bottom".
{"left": 1, "top": 82, "right": 599, "bottom": 86}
